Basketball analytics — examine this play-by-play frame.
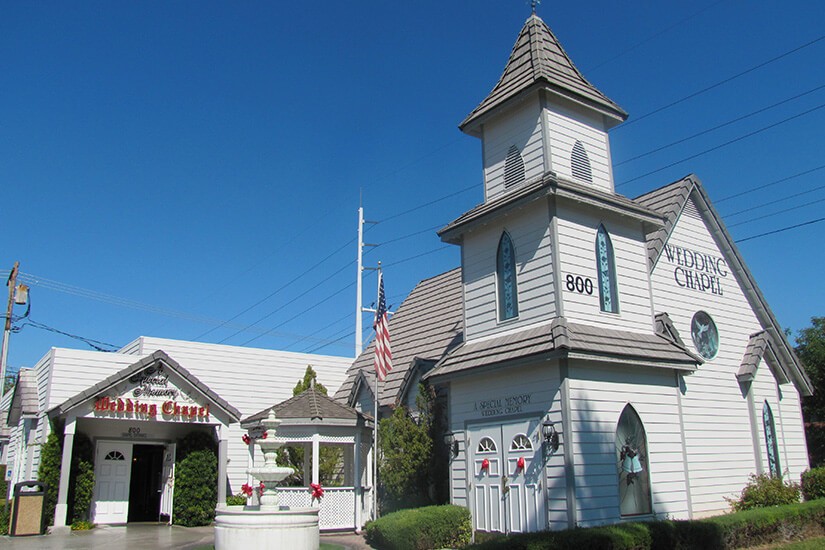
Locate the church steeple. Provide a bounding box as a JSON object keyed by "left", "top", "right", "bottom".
{"left": 463, "top": 14, "right": 626, "bottom": 198}
{"left": 460, "top": 14, "right": 627, "bottom": 137}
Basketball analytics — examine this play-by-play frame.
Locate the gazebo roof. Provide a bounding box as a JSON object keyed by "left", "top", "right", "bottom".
{"left": 242, "top": 386, "right": 372, "bottom": 427}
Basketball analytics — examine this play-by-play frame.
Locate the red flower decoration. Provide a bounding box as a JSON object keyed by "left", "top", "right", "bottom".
{"left": 241, "top": 483, "right": 253, "bottom": 497}
{"left": 261, "top": 431, "right": 268, "bottom": 439}
{"left": 516, "top": 456, "right": 525, "bottom": 471}
{"left": 481, "top": 458, "right": 490, "bottom": 473}
{"left": 310, "top": 482, "right": 324, "bottom": 500}
{"left": 242, "top": 434, "right": 251, "bottom": 445}
{"left": 257, "top": 482, "right": 266, "bottom": 497}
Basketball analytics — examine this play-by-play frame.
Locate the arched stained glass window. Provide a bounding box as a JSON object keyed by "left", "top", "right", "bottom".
{"left": 616, "top": 405, "right": 651, "bottom": 516}
{"left": 510, "top": 434, "right": 533, "bottom": 451}
{"left": 497, "top": 232, "right": 519, "bottom": 321}
{"left": 596, "top": 224, "right": 619, "bottom": 313}
{"left": 763, "top": 401, "right": 781, "bottom": 478}
{"left": 477, "top": 437, "right": 497, "bottom": 453}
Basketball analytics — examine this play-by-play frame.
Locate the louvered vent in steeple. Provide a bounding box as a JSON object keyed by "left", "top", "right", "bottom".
{"left": 571, "top": 140, "right": 593, "bottom": 184}
{"left": 504, "top": 145, "right": 526, "bottom": 188}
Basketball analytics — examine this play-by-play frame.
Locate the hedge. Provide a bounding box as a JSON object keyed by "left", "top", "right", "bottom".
{"left": 469, "top": 499, "right": 825, "bottom": 550}
{"left": 173, "top": 431, "right": 218, "bottom": 527}
{"left": 802, "top": 467, "right": 825, "bottom": 501}
{"left": 364, "top": 504, "right": 472, "bottom": 550}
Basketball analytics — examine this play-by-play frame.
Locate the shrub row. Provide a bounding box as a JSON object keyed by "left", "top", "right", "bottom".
{"left": 365, "top": 504, "right": 472, "bottom": 550}
{"left": 802, "top": 467, "right": 825, "bottom": 501}
{"left": 470, "top": 499, "right": 825, "bottom": 550}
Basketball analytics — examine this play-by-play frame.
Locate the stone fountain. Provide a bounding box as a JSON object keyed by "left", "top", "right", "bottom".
{"left": 214, "top": 409, "right": 320, "bottom": 550}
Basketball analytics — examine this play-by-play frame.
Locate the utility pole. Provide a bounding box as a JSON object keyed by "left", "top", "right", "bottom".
{"left": 1, "top": 262, "right": 27, "bottom": 397}
{"left": 355, "top": 206, "right": 378, "bottom": 357}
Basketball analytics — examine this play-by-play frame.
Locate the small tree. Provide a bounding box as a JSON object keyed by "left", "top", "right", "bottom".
{"left": 378, "top": 387, "right": 434, "bottom": 511}
{"left": 797, "top": 318, "right": 825, "bottom": 466}
{"left": 173, "top": 431, "right": 218, "bottom": 527}
{"left": 38, "top": 431, "right": 62, "bottom": 526}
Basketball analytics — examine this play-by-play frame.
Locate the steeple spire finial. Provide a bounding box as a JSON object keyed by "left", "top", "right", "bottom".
{"left": 531, "top": 0, "right": 540, "bottom": 14}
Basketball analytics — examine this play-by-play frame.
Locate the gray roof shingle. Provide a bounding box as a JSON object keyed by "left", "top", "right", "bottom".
{"left": 425, "top": 317, "right": 701, "bottom": 380}
{"left": 460, "top": 14, "right": 627, "bottom": 136}
{"left": 7, "top": 369, "right": 38, "bottom": 426}
{"left": 243, "top": 386, "right": 368, "bottom": 425}
{"left": 334, "top": 268, "right": 463, "bottom": 408}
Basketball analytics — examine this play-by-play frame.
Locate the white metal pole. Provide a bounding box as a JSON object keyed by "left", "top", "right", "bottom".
{"left": 356, "top": 207, "right": 364, "bottom": 357}
{"left": 372, "top": 265, "right": 382, "bottom": 519}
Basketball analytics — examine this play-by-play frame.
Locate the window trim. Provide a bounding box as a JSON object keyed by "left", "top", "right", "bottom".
{"left": 596, "top": 224, "right": 620, "bottom": 314}
{"left": 616, "top": 404, "right": 652, "bottom": 517}
{"left": 496, "top": 231, "right": 520, "bottom": 322}
{"left": 763, "top": 401, "right": 782, "bottom": 478}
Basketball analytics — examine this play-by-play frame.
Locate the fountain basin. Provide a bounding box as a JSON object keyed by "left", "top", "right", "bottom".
{"left": 214, "top": 506, "right": 320, "bottom": 550}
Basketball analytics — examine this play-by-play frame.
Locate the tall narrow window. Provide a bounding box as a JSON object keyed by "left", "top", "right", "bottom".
{"left": 504, "top": 145, "right": 526, "bottom": 188}
{"left": 616, "top": 405, "right": 651, "bottom": 516}
{"left": 763, "top": 402, "right": 781, "bottom": 478}
{"left": 497, "top": 232, "right": 519, "bottom": 321}
{"left": 571, "top": 140, "right": 593, "bottom": 183}
{"left": 596, "top": 224, "right": 619, "bottom": 313}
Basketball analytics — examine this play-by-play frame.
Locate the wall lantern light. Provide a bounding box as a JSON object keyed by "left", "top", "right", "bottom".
{"left": 542, "top": 420, "right": 560, "bottom": 452}
{"left": 443, "top": 432, "right": 459, "bottom": 459}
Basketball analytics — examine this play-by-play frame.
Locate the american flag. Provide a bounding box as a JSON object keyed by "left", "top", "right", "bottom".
{"left": 373, "top": 271, "right": 393, "bottom": 382}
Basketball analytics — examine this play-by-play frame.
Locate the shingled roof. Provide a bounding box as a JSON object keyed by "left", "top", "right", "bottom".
{"left": 243, "top": 386, "right": 368, "bottom": 426}
{"left": 460, "top": 14, "right": 627, "bottom": 136}
{"left": 425, "top": 317, "right": 701, "bottom": 380}
{"left": 634, "top": 174, "right": 813, "bottom": 396}
{"left": 6, "top": 369, "right": 38, "bottom": 426}
{"left": 334, "top": 268, "right": 463, "bottom": 408}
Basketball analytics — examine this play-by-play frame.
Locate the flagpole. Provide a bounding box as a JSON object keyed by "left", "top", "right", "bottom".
{"left": 372, "top": 264, "right": 382, "bottom": 520}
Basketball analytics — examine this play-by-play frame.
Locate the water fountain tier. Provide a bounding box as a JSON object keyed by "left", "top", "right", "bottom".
{"left": 214, "top": 408, "right": 320, "bottom": 550}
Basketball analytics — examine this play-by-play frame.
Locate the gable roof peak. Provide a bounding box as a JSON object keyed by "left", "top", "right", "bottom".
{"left": 460, "top": 13, "right": 627, "bottom": 136}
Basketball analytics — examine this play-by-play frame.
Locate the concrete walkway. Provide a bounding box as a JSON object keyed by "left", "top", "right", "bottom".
{"left": 0, "top": 523, "right": 375, "bottom": 549}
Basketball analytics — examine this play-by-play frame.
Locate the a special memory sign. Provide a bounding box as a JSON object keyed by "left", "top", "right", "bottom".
{"left": 663, "top": 244, "right": 728, "bottom": 296}
{"left": 474, "top": 393, "right": 533, "bottom": 417}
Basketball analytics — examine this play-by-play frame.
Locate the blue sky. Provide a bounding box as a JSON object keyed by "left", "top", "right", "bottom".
{"left": 2, "top": 1, "right": 824, "bottom": 375}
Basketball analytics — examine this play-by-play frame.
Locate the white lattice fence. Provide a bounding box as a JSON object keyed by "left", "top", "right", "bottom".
{"left": 276, "top": 487, "right": 357, "bottom": 530}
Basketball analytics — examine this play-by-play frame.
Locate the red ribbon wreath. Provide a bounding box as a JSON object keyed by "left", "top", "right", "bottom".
{"left": 480, "top": 458, "right": 490, "bottom": 473}
{"left": 516, "top": 456, "right": 525, "bottom": 471}
{"left": 310, "top": 483, "right": 324, "bottom": 500}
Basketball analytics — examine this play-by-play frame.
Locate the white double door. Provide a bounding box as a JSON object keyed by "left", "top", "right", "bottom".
{"left": 469, "top": 418, "right": 545, "bottom": 533}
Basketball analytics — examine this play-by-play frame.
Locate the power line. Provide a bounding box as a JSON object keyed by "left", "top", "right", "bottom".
{"left": 613, "top": 34, "right": 825, "bottom": 131}
{"left": 15, "top": 318, "right": 120, "bottom": 352}
{"left": 722, "top": 183, "right": 825, "bottom": 218}
{"left": 614, "top": 83, "right": 825, "bottom": 167}
{"left": 193, "top": 237, "right": 354, "bottom": 341}
{"left": 584, "top": 0, "right": 730, "bottom": 73}
{"left": 383, "top": 245, "right": 453, "bottom": 269}
{"left": 616, "top": 102, "right": 825, "bottom": 187}
{"left": 377, "top": 183, "right": 476, "bottom": 225}
{"left": 736, "top": 216, "right": 825, "bottom": 243}
{"left": 715, "top": 164, "right": 825, "bottom": 203}
{"left": 727, "top": 196, "right": 825, "bottom": 228}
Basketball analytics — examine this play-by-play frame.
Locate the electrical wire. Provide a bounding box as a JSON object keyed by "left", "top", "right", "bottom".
{"left": 614, "top": 83, "right": 825, "bottom": 166}
{"left": 726, "top": 196, "right": 825, "bottom": 228}
{"left": 715, "top": 164, "right": 825, "bottom": 203}
{"left": 722, "top": 183, "right": 825, "bottom": 218}
{"left": 15, "top": 318, "right": 120, "bottom": 352}
{"left": 613, "top": 34, "right": 825, "bottom": 131}
{"left": 616, "top": 102, "right": 825, "bottom": 187}
{"left": 736, "top": 216, "right": 825, "bottom": 243}
{"left": 377, "top": 184, "right": 476, "bottom": 225}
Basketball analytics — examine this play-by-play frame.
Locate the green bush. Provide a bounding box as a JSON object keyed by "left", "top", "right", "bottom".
{"left": 365, "top": 504, "right": 471, "bottom": 550}
{"left": 68, "top": 432, "right": 95, "bottom": 523}
{"left": 0, "top": 465, "right": 7, "bottom": 501}
{"left": 173, "top": 448, "right": 217, "bottom": 526}
{"left": 0, "top": 499, "right": 9, "bottom": 536}
{"left": 38, "top": 430, "right": 62, "bottom": 526}
{"left": 802, "top": 467, "right": 825, "bottom": 501}
{"left": 71, "top": 519, "right": 95, "bottom": 530}
{"left": 727, "top": 473, "right": 801, "bottom": 511}
{"left": 471, "top": 523, "right": 651, "bottom": 550}
{"left": 226, "top": 493, "right": 247, "bottom": 506}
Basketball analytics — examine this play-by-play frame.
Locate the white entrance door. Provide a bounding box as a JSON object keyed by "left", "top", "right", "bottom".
{"left": 469, "top": 419, "right": 545, "bottom": 533}
{"left": 93, "top": 441, "right": 133, "bottom": 524}
{"left": 159, "top": 443, "right": 176, "bottom": 522}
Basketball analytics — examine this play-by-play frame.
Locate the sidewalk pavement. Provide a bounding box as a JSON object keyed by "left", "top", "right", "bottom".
{"left": 0, "top": 523, "right": 374, "bottom": 549}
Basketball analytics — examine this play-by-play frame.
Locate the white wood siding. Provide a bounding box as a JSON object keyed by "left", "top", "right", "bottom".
{"left": 567, "top": 362, "right": 690, "bottom": 525}
{"left": 448, "top": 362, "right": 566, "bottom": 531}
{"left": 545, "top": 102, "right": 613, "bottom": 192}
{"left": 483, "top": 98, "right": 545, "bottom": 200}
{"left": 461, "top": 200, "right": 557, "bottom": 341}
{"left": 555, "top": 204, "right": 653, "bottom": 333}
{"left": 649, "top": 196, "right": 807, "bottom": 516}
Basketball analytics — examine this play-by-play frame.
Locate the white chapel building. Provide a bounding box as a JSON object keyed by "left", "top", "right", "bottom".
{"left": 337, "top": 13, "right": 812, "bottom": 532}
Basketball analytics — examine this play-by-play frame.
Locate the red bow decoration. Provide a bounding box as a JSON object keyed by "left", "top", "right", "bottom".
{"left": 242, "top": 434, "right": 251, "bottom": 445}
{"left": 241, "top": 483, "right": 253, "bottom": 497}
{"left": 261, "top": 431, "right": 268, "bottom": 440}
{"left": 481, "top": 458, "right": 490, "bottom": 473}
{"left": 258, "top": 482, "right": 266, "bottom": 497}
{"left": 516, "top": 456, "right": 525, "bottom": 471}
{"left": 310, "top": 483, "right": 324, "bottom": 500}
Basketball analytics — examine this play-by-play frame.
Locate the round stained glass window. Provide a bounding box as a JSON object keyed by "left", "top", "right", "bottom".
{"left": 691, "top": 311, "right": 719, "bottom": 360}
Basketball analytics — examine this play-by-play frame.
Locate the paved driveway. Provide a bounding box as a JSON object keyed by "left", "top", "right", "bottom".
{"left": 1, "top": 524, "right": 374, "bottom": 549}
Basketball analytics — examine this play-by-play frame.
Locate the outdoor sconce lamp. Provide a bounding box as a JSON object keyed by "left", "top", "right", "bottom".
{"left": 542, "top": 420, "right": 560, "bottom": 452}
{"left": 443, "top": 432, "right": 458, "bottom": 459}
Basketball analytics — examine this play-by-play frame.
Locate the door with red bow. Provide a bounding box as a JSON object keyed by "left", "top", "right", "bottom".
{"left": 469, "top": 419, "right": 545, "bottom": 534}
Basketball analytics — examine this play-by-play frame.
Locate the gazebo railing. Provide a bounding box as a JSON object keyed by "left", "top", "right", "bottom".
{"left": 276, "top": 486, "right": 368, "bottom": 531}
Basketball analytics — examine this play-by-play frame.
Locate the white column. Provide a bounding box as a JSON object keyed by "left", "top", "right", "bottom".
{"left": 302, "top": 442, "right": 311, "bottom": 485}
{"left": 53, "top": 417, "right": 75, "bottom": 528}
{"left": 354, "top": 431, "right": 362, "bottom": 532}
{"left": 217, "top": 425, "right": 228, "bottom": 509}
{"left": 311, "top": 434, "right": 320, "bottom": 485}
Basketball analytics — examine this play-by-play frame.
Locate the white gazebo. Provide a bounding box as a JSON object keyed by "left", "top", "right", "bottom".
{"left": 239, "top": 387, "right": 374, "bottom": 531}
